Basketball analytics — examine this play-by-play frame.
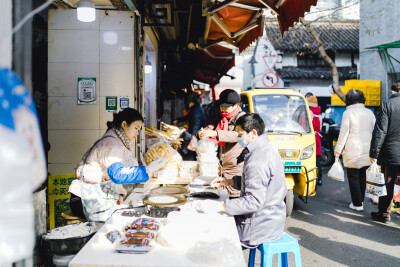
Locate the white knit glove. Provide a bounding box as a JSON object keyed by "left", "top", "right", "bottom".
{"left": 145, "top": 157, "right": 167, "bottom": 175}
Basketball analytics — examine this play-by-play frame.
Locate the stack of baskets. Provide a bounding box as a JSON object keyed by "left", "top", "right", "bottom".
{"left": 196, "top": 139, "right": 220, "bottom": 177}
{"left": 331, "top": 79, "right": 381, "bottom": 106}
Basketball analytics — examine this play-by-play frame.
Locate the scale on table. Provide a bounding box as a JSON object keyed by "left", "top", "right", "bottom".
{"left": 124, "top": 186, "right": 221, "bottom": 218}
{"left": 142, "top": 186, "right": 188, "bottom": 218}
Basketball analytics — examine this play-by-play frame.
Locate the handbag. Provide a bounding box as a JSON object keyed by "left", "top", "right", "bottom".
{"left": 328, "top": 157, "right": 344, "bottom": 182}
{"left": 79, "top": 135, "right": 121, "bottom": 222}
{"left": 366, "top": 162, "right": 387, "bottom": 197}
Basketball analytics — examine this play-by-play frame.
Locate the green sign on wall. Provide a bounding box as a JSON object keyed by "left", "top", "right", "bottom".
{"left": 106, "top": 96, "right": 117, "bottom": 112}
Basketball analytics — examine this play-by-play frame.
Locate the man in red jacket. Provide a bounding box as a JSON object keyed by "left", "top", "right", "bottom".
{"left": 307, "top": 95, "right": 322, "bottom": 185}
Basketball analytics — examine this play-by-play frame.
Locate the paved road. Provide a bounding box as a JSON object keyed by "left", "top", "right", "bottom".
{"left": 243, "top": 165, "right": 400, "bottom": 266}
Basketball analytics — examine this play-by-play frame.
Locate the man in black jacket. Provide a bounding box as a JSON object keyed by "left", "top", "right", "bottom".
{"left": 369, "top": 80, "right": 400, "bottom": 224}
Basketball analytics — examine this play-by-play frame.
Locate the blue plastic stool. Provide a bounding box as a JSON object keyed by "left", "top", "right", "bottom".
{"left": 248, "top": 233, "right": 302, "bottom": 267}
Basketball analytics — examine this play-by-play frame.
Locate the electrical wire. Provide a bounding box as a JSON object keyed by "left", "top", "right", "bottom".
{"left": 12, "top": 0, "right": 54, "bottom": 35}
{"left": 0, "top": 0, "right": 54, "bottom": 46}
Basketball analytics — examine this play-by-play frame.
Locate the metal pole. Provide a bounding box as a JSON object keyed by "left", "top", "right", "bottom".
{"left": 12, "top": 0, "right": 32, "bottom": 92}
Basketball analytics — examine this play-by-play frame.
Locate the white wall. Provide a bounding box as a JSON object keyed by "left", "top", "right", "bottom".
{"left": 280, "top": 53, "right": 297, "bottom": 67}
{"left": 0, "top": 0, "right": 12, "bottom": 68}
{"left": 217, "top": 53, "right": 244, "bottom": 88}
{"left": 144, "top": 50, "right": 157, "bottom": 127}
{"left": 291, "top": 81, "right": 335, "bottom": 97}
{"left": 360, "top": 0, "right": 400, "bottom": 100}
{"left": 335, "top": 53, "right": 352, "bottom": 67}
{"left": 144, "top": 29, "right": 158, "bottom": 128}
{"left": 48, "top": 9, "right": 135, "bottom": 175}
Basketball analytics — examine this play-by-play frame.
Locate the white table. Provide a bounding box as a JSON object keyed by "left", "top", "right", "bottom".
{"left": 69, "top": 188, "right": 246, "bottom": 267}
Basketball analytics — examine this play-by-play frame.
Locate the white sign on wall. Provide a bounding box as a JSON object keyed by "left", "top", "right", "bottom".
{"left": 77, "top": 78, "right": 96, "bottom": 104}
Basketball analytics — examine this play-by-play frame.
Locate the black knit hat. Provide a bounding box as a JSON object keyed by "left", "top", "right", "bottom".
{"left": 219, "top": 89, "right": 240, "bottom": 106}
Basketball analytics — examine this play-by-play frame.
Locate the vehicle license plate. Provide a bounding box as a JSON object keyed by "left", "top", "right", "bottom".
{"left": 283, "top": 161, "right": 301, "bottom": 173}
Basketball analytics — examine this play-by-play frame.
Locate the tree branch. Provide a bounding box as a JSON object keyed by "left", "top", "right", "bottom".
{"left": 299, "top": 18, "right": 346, "bottom": 102}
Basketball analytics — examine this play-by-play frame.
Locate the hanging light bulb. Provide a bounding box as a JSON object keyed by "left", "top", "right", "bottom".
{"left": 145, "top": 55, "right": 152, "bottom": 74}
{"left": 77, "top": 0, "right": 96, "bottom": 22}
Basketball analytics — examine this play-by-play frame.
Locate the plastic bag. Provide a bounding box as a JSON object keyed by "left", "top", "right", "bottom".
{"left": 186, "top": 239, "right": 242, "bottom": 265}
{"left": 0, "top": 68, "right": 47, "bottom": 265}
{"left": 394, "top": 176, "right": 400, "bottom": 202}
{"left": 145, "top": 138, "right": 182, "bottom": 170}
{"left": 188, "top": 135, "right": 198, "bottom": 151}
{"left": 145, "top": 157, "right": 167, "bottom": 174}
{"left": 366, "top": 162, "right": 387, "bottom": 197}
{"left": 328, "top": 158, "right": 344, "bottom": 182}
{"left": 197, "top": 138, "right": 218, "bottom": 153}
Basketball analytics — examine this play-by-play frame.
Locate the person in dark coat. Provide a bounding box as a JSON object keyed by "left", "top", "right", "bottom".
{"left": 174, "top": 94, "right": 205, "bottom": 136}
{"left": 174, "top": 94, "right": 205, "bottom": 160}
{"left": 369, "top": 80, "right": 400, "bottom": 224}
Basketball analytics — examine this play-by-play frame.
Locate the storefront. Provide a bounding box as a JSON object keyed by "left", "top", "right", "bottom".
{"left": 1, "top": 1, "right": 321, "bottom": 266}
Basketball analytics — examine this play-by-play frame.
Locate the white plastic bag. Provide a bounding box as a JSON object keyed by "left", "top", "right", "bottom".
{"left": 197, "top": 138, "right": 218, "bottom": 153}
{"left": 186, "top": 239, "right": 242, "bottom": 265}
{"left": 328, "top": 158, "right": 344, "bottom": 182}
{"left": 0, "top": 126, "right": 35, "bottom": 265}
{"left": 366, "top": 162, "right": 387, "bottom": 197}
{"left": 188, "top": 135, "right": 198, "bottom": 151}
{"left": 146, "top": 157, "right": 167, "bottom": 174}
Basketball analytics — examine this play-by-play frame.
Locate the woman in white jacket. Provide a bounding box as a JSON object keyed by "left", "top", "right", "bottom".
{"left": 69, "top": 108, "right": 165, "bottom": 220}
{"left": 334, "top": 90, "right": 376, "bottom": 211}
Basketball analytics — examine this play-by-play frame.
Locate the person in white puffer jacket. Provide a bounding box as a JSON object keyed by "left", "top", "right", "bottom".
{"left": 334, "top": 89, "right": 376, "bottom": 211}
{"left": 69, "top": 108, "right": 166, "bottom": 219}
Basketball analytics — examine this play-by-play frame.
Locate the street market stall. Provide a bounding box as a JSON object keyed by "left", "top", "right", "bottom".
{"left": 69, "top": 187, "right": 245, "bottom": 267}
{"left": 65, "top": 127, "right": 237, "bottom": 266}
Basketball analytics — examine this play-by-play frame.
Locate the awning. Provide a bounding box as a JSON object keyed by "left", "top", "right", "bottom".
{"left": 193, "top": 45, "right": 235, "bottom": 88}
{"left": 365, "top": 40, "right": 400, "bottom": 74}
{"left": 205, "top": 1, "right": 265, "bottom": 53}
{"left": 203, "top": 0, "right": 318, "bottom": 52}
{"left": 277, "top": 0, "right": 318, "bottom": 36}
{"left": 193, "top": 0, "right": 318, "bottom": 88}
{"left": 365, "top": 40, "right": 400, "bottom": 50}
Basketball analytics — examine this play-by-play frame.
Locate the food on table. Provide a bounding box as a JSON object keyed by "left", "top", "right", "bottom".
{"left": 125, "top": 218, "right": 160, "bottom": 231}
{"left": 179, "top": 160, "right": 198, "bottom": 179}
{"left": 145, "top": 124, "right": 184, "bottom": 148}
{"left": 145, "top": 143, "right": 182, "bottom": 170}
{"left": 150, "top": 186, "right": 189, "bottom": 195}
{"left": 120, "top": 237, "right": 151, "bottom": 246}
{"left": 125, "top": 229, "right": 157, "bottom": 239}
{"left": 148, "top": 195, "right": 179, "bottom": 204}
{"left": 117, "top": 218, "right": 161, "bottom": 254}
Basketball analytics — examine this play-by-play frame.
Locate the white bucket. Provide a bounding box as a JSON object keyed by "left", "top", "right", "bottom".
{"left": 53, "top": 254, "right": 75, "bottom": 267}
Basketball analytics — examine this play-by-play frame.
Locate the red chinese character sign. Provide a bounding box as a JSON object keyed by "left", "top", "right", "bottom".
{"left": 262, "top": 56, "right": 280, "bottom": 88}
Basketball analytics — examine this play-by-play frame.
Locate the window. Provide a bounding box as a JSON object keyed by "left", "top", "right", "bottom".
{"left": 240, "top": 95, "right": 250, "bottom": 113}
{"left": 297, "top": 52, "right": 335, "bottom": 67}
{"left": 252, "top": 95, "right": 311, "bottom": 134}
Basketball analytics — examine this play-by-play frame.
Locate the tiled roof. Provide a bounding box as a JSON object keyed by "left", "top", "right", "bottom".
{"left": 265, "top": 19, "right": 359, "bottom": 52}
{"left": 276, "top": 66, "right": 357, "bottom": 80}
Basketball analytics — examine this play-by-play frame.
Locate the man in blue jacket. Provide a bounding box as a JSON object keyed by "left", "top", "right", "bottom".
{"left": 211, "top": 113, "right": 287, "bottom": 249}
